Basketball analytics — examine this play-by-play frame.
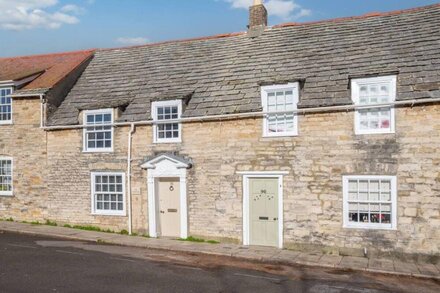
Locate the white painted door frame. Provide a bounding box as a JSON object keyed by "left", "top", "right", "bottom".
{"left": 238, "top": 171, "right": 288, "bottom": 249}
{"left": 142, "top": 156, "right": 190, "bottom": 239}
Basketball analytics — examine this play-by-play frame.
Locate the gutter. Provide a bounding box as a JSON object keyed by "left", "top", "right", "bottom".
{"left": 41, "top": 97, "right": 440, "bottom": 131}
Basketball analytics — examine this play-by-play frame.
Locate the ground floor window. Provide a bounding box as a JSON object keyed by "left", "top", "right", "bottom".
{"left": 0, "top": 157, "right": 12, "bottom": 196}
{"left": 343, "top": 175, "right": 397, "bottom": 230}
{"left": 91, "top": 172, "right": 125, "bottom": 216}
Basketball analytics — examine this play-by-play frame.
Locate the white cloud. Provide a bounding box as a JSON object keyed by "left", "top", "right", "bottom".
{"left": 224, "top": 0, "right": 311, "bottom": 20}
{"left": 116, "top": 37, "right": 150, "bottom": 46}
{"left": 0, "top": 0, "right": 82, "bottom": 31}
{"left": 60, "top": 4, "right": 86, "bottom": 15}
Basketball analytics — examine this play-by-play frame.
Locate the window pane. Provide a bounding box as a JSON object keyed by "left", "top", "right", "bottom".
{"left": 381, "top": 192, "right": 391, "bottom": 201}
{"left": 94, "top": 174, "right": 124, "bottom": 213}
{"left": 345, "top": 176, "right": 394, "bottom": 227}
{"left": 349, "top": 212, "right": 359, "bottom": 222}
{"left": 355, "top": 80, "right": 394, "bottom": 132}
{"left": 359, "top": 180, "right": 368, "bottom": 191}
{"left": 85, "top": 112, "right": 113, "bottom": 150}
{"left": 381, "top": 214, "right": 391, "bottom": 224}
{"left": 381, "top": 204, "right": 391, "bottom": 213}
{"left": 154, "top": 103, "right": 181, "bottom": 141}
{"left": 381, "top": 180, "right": 391, "bottom": 192}
{"left": 369, "top": 192, "right": 379, "bottom": 201}
{"left": 348, "top": 180, "right": 357, "bottom": 192}
{"left": 0, "top": 89, "right": 12, "bottom": 122}
{"left": 264, "top": 87, "right": 297, "bottom": 135}
{"left": 0, "top": 159, "right": 12, "bottom": 193}
{"left": 370, "top": 213, "right": 380, "bottom": 223}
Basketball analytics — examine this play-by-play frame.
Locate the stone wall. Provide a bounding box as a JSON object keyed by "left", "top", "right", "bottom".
{"left": 1, "top": 102, "right": 439, "bottom": 258}
{"left": 0, "top": 99, "right": 48, "bottom": 221}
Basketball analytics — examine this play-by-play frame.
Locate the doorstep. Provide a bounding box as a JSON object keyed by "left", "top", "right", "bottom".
{"left": 0, "top": 221, "right": 439, "bottom": 281}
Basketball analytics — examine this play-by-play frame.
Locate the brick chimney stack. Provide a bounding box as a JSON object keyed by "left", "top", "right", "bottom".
{"left": 249, "top": 0, "right": 268, "bottom": 29}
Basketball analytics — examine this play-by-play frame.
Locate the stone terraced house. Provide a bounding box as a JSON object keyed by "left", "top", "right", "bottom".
{"left": 1, "top": 2, "right": 439, "bottom": 261}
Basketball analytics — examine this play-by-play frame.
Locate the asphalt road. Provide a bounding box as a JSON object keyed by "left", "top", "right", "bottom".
{"left": 0, "top": 232, "right": 439, "bottom": 293}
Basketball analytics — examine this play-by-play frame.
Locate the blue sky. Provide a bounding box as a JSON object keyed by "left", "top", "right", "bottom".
{"left": 0, "top": 0, "right": 438, "bottom": 57}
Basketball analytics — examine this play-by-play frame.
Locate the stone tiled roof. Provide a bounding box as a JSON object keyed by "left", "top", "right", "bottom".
{"left": 10, "top": 88, "right": 51, "bottom": 97}
{"left": 48, "top": 4, "right": 440, "bottom": 126}
{"left": 0, "top": 50, "right": 94, "bottom": 93}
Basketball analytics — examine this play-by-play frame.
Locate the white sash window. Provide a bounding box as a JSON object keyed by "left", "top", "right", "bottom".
{"left": 261, "top": 83, "right": 299, "bottom": 137}
{"left": 351, "top": 76, "right": 396, "bottom": 135}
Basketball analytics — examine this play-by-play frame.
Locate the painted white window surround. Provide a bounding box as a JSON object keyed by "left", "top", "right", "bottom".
{"left": 91, "top": 172, "right": 126, "bottom": 216}
{"left": 83, "top": 109, "right": 114, "bottom": 153}
{"left": 343, "top": 175, "right": 397, "bottom": 230}
{"left": 152, "top": 100, "right": 182, "bottom": 143}
{"left": 0, "top": 157, "right": 13, "bottom": 196}
{"left": 0, "top": 87, "right": 13, "bottom": 125}
{"left": 351, "top": 75, "right": 396, "bottom": 135}
{"left": 261, "top": 83, "right": 299, "bottom": 137}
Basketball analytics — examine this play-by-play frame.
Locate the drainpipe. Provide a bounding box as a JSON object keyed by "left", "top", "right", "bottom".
{"left": 39, "top": 94, "right": 45, "bottom": 128}
{"left": 127, "top": 123, "right": 135, "bottom": 235}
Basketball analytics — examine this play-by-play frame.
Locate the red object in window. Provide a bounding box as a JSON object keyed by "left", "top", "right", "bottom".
{"left": 381, "top": 120, "right": 390, "bottom": 128}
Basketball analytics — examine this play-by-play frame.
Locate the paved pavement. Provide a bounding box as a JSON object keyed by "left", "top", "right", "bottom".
{"left": 1, "top": 232, "right": 440, "bottom": 293}
{"left": 0, "top": 221, "right": 439, "bottom": 281}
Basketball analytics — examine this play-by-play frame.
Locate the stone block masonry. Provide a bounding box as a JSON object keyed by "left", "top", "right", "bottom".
{"left": 1, "top": 101, "right": 439, "bottom": 260}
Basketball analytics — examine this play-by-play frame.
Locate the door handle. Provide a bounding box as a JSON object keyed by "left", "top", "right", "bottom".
{"left": 273, "top": 218, "right": 278, "bottom": 221}
{"left": 160, "top": 210, "right": 165, "bottom": 214}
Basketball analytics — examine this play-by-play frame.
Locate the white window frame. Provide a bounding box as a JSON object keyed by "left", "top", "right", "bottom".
{"left": 91, "top": 172, "right": 126, "bottom": 216}
{"left": 152, "top": 100, "right": 182, "bottom": 144}
{"left": 343, "top": 175, "right": 397, "bottom": 230}
{"left": 0, "top": 156, "right": 13, "bottom": 196}
{"left": 0, "top": 87, "right": 13, "bottom": 125}
{"left": 351, "top": 75, "right": 396, "bottom": 135}
{"left": 83, "top": 109, "right": 114, "bottom": 153}
{"left": 261, "top": 83, "right": 299, "bottom": 137}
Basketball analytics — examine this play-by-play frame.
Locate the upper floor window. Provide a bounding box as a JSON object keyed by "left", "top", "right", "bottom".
{"left": 261, "top": 83, "right": 299, "bottom": 137}
{"left": 0, "top": 157, "right": 13, "bottom": 196}
{"left": 83, "top": 109, "right": 113, "bottom": 152}
{"left": 91, "top": 172, "right": 125, "bottom": 216}
{"left": 0, "top": 87, "right": 12, "bottom": 124}
{"left": 351, "top": 75, "right": 396, "bottom": 135}
{"left": 152, "top": 100, "right": 182, "bottom": 143}
{"left": 343, "top": 175, "right": 397, "bottom": 230}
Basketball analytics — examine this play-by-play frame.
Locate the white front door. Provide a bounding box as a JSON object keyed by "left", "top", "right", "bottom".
{"left": 157, "top": 178, "right": 181, "bottom": 237}
{"left": 249, "top": 178, "right": 279, "bottom": 247}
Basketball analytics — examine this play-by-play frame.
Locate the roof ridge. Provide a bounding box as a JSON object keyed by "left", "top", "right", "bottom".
{"left": 273, "top": 3, "right": 440, "bottom": 29}
{"left": 0, "top": 49, "right": 95, "bottom": 61}
{"left": 100, "top": 32, "right": 246, "bottom": 52}
{"left": 99, "top": 3, "right": 440, "bottom": 52}
{"left": 1, "top": 3, "right": 438, "bottom": 58}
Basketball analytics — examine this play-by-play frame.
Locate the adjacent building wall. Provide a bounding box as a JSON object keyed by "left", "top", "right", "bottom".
{"left": 0, "top": 98, "right": 48, "bottom": 221}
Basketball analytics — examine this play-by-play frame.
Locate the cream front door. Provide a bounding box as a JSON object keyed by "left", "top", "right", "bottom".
{"left": 249, "top": 178, "right": 279, "bottom": 247}
{"left": 157, "top": 178, "right": 181, "bottom": 237}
